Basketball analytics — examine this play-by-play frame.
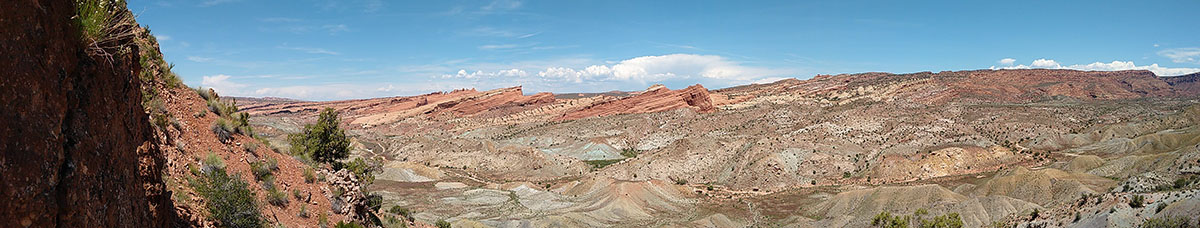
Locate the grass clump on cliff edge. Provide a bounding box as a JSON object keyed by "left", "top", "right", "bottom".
{"left": 289, "top": 108, "right": 351, "bottom": 166}
{"left": 74, "top": 0, "right": 135, "bottom": 56}
{"left": 189, "top": 165, "right": 263, "bottom": 227}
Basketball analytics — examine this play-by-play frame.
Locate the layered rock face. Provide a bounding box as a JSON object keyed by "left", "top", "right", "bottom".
{"left": 0, "top": 0, "right": 172, "bottom": 226}
{"left": 1162, "top": 72, "right": 1200, "bottom": 96}
{"left": 559, "top": 84, "right": 716, "bottom": 120}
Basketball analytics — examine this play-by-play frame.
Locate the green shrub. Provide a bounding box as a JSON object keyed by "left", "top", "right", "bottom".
{"left": 233, "top": 112, "right": 253, "bottom": 135}
{"left": 212, "top": 119, "right": 233, "bottom": 142}
{"left": 389, "top": 206, "right": 412, "bottom": 219}
{"left": 1141, "top": 216, "right": 1194, "bottom": 228}
{"left": 365, "top": 194, "right": 383, "bottom": 212}
{"left": 620, "top": 148, "right": 638, "bottom": 158}
{"left": 1156, "top": 203, "right": 1168, "bottom": 213}
{"left": 201, "top": 152, "right": 225, "bottom": 173}
{"left": 871, "top": 211, "right": 908, "bottom": 228}
{"left": 250, "top": 158, "right": 277, "bottom": 182}
{"left": 673, "top": 177, "right": 687, "bottom": 185}
{"left": 266, "top": 188, "right": 289, "bottom": 207}
{"left": 303, "top": 166, "right": 317, "bottom": 183}
{"left": 343, "top": 157, "right": 379, "bottom": 185}
{"left": 194, "top": 87, "right": 217, "bottom": 101}
{"left": 1131, "top": 195, "right": 1145, "bottom": 208}
{"left": 189, "top": 167, "right": 262, "bottom": 227}
{"left": 289, "top": 108, "right": 351, "bottom": 165}
{"left": 335, "top": 221, "right": 366, "bottom": 228}
{"left": 298, "top": 204, "right": 310, "bottom": 218}
{"left": 318, "top": 213, "right": 329, "bottom": 228}
{"left": 435, "top": 220, "right": 451, "bottom": 228}
{"left": 920, "top": 213, "right": 963, "bottom": 228}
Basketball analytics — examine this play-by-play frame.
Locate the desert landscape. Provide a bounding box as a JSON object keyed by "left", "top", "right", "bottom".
{"left": 235, "top": 69, "right": 1200, "bottom": 227}
{"left": 3, "top": 0, "right": 1200, "bottom": 228}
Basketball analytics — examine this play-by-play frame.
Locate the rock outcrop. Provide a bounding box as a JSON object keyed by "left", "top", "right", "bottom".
{"left": 0, "top": 0, "right": 174, "bottom": 226}
{"left": 558, "top": 84, "right": 715, "bottom": 120}
{"left": 1162, "top": 72, "right": 1200, "bottom": 96}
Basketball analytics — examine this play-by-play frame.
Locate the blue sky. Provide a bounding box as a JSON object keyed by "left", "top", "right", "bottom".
{"left": 130, "top": 0, "right": 1200, "bottom": 100}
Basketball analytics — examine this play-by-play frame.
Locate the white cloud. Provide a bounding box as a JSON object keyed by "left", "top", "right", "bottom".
{"left": 201, "top": 74, "right": 247, "bottom": 94}
{"left": 1031, "top": 59, "right": 1061, "bottom": 68}
{"left": 997, "top": 58, "right": 1016, "bottom": 65}
{"left": 443, "top": 69, "right": 529, "bottom": 78}
{"left": 990, "top": 59, "right": 1200, "bottom": 76}
{"left": 156, "top": 35, "right": 171, "bottom": 41}
{"left": 442, "top": 54, "right": 787, "bottom": 83}
{"left": 1158, "top": 48, "right": 1200, "bottom": 64}
{"left": 1068, "top": 61, "right": 1200, "bottom": 76}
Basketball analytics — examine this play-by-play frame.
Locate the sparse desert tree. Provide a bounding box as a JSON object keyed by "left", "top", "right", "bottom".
{"left": 289, "top": 108, "right": 351, "bottom": 165}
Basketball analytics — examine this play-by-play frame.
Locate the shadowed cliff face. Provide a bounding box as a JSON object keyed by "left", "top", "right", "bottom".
{"left": 0, "top": 0, "right": 173, "bottom": 226}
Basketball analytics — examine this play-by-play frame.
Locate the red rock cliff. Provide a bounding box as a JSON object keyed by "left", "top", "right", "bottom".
{"left": 0, "top": 0, "right": 175, "bottom": 226}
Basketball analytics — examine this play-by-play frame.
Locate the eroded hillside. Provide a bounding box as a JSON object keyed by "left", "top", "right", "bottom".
{"left": 241, "top": 69, "right": 1200, "bottom": 227}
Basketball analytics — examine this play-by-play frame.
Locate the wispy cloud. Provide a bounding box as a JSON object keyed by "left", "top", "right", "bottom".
{"left": 517, "top": 32, "right": 541, "bottom": 39}
{"left": 187, "top": 56, "right": 214, "bottom": 62}
{"left": 363, "top": 0, "right": 383, "bottom": 13}
{"left": 260, "top": 17, "right": 302, "bottom": 22}
{"left": 464, "top": 27, "right": 522, "bottom": 37}
{"left": 201, "top": 74, "right": 247, "bottom": 94}
{"left": 481, "top": 0, "right": 522, "bottom": 11}
{"left": 322, "top": 24, "right": 350, "bottom": 34}
{"left": 279, "top": 46, "right": 340, "bottom": 55}
{"left": 478, "top": 44, "right": 519, "bottom": 50}
{"left": 200, "top": 0, "right": 237, "bottom": 7}
{"left": 1158, "top": 48, "right": 1200, "bottom": 64}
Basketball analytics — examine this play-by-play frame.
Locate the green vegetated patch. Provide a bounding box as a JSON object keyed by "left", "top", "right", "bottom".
{"left": 584, "top": 159, "right": 624, "bottom": 169}
{"left": 621, "top": 148, "right": 639, "bottom": 158}
{"left": 194, "top": 87, "right": 263, "bottom": 145}
{"left": 585, "top": 148, "right": 641, "bottom": 169}
{"left": 1153, "top": 175, "right": 1199, "bottom": 192}
{"left": 189, "top": 154, "right": 263, "bottom": 227}
{"left": 871, "top": 209, "right": 964, "bottom": 228}
{"left": 1141, "top": 216, "right": 1196, "bottom": 228}
{"left": 1130, "top": 195, "right": 1146, "bottom": 208}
